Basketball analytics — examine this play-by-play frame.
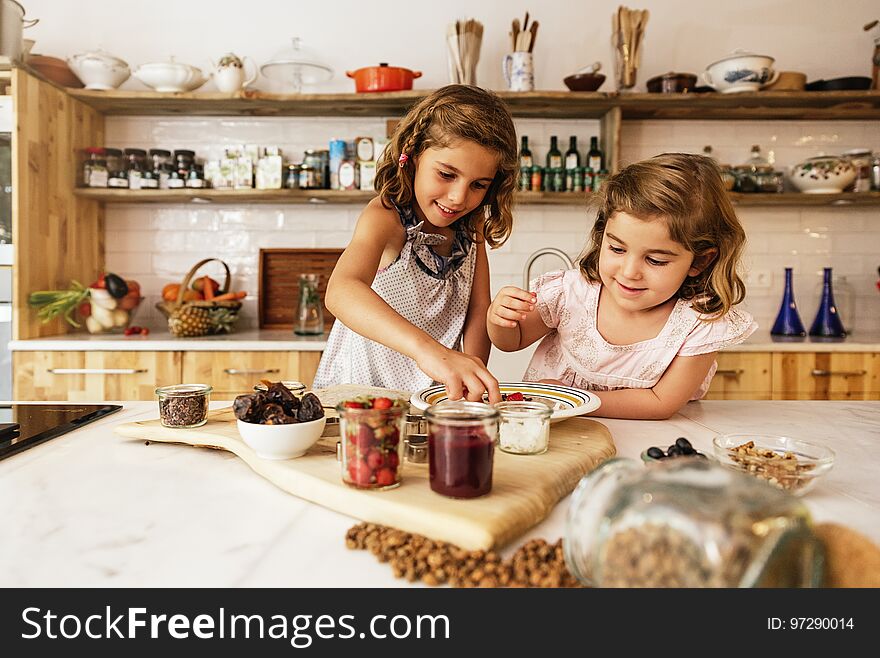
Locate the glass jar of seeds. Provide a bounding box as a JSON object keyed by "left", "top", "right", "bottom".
{"left": 563, "top": 458, "right": 824, "bottom": 588}
{"left": 156, "top": 384, "right": 212, "bottom": 428}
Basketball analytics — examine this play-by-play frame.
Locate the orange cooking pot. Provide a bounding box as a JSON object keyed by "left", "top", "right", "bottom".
{"left": 346, "top": 63, "right": 422, "bottom": 93}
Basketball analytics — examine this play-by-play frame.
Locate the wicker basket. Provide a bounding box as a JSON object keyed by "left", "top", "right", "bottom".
{"left": 156, "top": 258, "right": 243, "bottom": 337}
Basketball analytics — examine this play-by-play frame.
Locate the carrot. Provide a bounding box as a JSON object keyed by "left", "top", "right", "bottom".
{"left": 202, "top": 276, "right": 215, "bottom": 300}
{"left": 212, "top": 290, "right": 247, "bottom": 301}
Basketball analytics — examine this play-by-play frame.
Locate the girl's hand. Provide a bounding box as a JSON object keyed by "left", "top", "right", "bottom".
{"left": 417, "top": 346, "right": 501, "bottom": 404}
{"left": 488, "top": 286, "right": 536, "bottom": 328}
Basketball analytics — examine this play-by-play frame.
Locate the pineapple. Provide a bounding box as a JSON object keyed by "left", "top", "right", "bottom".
{"left": 209, "top": 307, "right": 238, "bottom": 334}
{"left": 168, "top": 305, "right": 213, "bottom": 337}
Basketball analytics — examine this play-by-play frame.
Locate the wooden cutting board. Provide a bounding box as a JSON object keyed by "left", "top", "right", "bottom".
{"left": 114, "top": 400, "right": 616, "bottom": 550}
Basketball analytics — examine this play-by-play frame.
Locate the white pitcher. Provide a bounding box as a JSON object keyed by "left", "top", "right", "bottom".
{"left": 211, "top": 52, "right": 257, "bottom": 93}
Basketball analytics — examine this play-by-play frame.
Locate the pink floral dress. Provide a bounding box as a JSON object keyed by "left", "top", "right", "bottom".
{"left": 524, "top": 270, "right": 758, "bottom": 400}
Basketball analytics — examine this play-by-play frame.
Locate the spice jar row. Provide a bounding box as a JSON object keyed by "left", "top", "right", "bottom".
{"left": 81, "top": 147, "right": 205, "bottom": 189}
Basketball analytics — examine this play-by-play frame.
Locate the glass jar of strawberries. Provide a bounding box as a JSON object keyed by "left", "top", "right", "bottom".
{"left": 337, "top": 396, "right": 408, "bottom": 490}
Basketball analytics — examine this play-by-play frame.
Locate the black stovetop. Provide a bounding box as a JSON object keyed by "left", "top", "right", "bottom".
{"left": 0, "top": 403, "right": 123, "bottom": 461}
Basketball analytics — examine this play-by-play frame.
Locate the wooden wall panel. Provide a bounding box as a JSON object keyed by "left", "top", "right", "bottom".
{"left": 12, "top": 68, "right": 105, "bottom": 339}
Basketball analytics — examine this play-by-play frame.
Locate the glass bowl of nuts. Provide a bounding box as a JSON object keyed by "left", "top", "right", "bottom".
{"left": 712, "top": 434, "right": 835, "bottom": 496}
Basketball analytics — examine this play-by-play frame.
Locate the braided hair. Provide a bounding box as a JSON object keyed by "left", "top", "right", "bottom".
{"left": 374, "top": 85, "right": 518, "bottom": 248}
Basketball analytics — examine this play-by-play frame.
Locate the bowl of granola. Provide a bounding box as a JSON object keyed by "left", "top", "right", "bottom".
{"left": 712, "top": 434, "right": 835, "bottom": 496}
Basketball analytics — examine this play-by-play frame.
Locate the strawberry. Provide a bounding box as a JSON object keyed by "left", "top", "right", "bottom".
{"left": 139, "top": 327, "right": 150, "bottom": 336}
{"left": 348, "top": 459, "right": 372, "bottom": 486}
{"left": 386, "top": 452, "right": 400, "bottom": 469}
{"left": 366, "top": 449, "right": 385, "bottom": 470}
{"left": 372, "top": 396, "right": 393, "bottom": 410}
{"left": 506, "top": 392, "right": 525, "bottom": 402}
{"left": 343, "top": 400, "right": 366, "bottom": 409}
{"left": 355, "top": 424, "right": 374, "bottom": 450}
{"left": 375, "top": 467, "right": 396, "bottom": 487}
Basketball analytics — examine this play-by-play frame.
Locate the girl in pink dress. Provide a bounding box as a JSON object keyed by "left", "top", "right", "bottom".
{"left": 487, "top": 153, "right": 757, "bottom": 419}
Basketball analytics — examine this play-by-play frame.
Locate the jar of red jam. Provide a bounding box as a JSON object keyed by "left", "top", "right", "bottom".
{"left": 425, "top": 401, "right": 498, "bottom": 499}
{"left": 337, "top": 396, "right": 407, "bottom": 490}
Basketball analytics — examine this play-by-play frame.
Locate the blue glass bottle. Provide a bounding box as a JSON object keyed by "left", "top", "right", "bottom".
{"left": 771, "top": 267, "right": 806, "bottom": 338}
{"left": 809, "top": 267, "right": 846, "bottom": 339}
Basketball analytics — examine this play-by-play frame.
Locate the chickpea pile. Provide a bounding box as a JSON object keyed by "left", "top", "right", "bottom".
{"left": 345, "top": 523, "right": 583, "bottom": 588}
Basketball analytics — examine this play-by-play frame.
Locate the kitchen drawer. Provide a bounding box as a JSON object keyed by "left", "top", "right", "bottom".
{"left": 703, "top": 352, "right": 772, "bottom": 400}
{"left": 13, "top": 351, "right": 182, "bottom": 401}
{"left": 182, "top": 351, "right": 322, "bottom": 399}
{"left": 772, "top": 352, "right": 880, "bottom": 400}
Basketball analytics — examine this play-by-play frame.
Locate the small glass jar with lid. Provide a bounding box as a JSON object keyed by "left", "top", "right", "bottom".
{"left": 563, "top": 458, "right": 824, "bottom": 588}
{"left": 166, "top": 168, "right": 186, "bottom": 189}
{"left": 149, "top": 148, "right": 172, "bottom": 189}
{"left": 185, "top": 164, "right": 206, "bottom": 188}
{"left": 156, "top": 384, "right": 213, "bottom": 428}
{"left": 173, "top": 149, "right": 195, "bottom": 177}
{"left": 285, "top": 163, "right": 302, "bottom": 189}
{"left": 336, "top": 398, "right": 407, "bottom": 490}
{"left": 425, "top": 401, "right": 498, "bottom": 498}
{"left": 495, "top": 401, "right": 551, "bottom": 455}
{"left": 105, "top": 147, "right": 128, "bottom": 188}
{"left": 82, "top": 147, "right": 108, "bottom": 188}
{"left": 124, "top": 148, "right": 147, "bottom": 190}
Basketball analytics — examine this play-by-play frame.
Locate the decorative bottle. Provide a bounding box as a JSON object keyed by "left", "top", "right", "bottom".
{"left": 770, "top": 267, "right": 806, "bottom": 338}
{"left": 809, "top": 267, "right": 847, "bottom": 339}
{"left": 295, "top": 273, "right": 324, "bottom": 336}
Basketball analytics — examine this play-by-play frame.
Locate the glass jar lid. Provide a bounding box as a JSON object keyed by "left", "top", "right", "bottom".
{"left": 425, "top": 400, "right": 499, "bottom": 425}
{"left": 260, "top": 37, "right": 333, "bottom": 91}
{"left": 155, "top": 383, "right": 212, "bottom": 398}
{"left": 495, "top": 400, "right": 552, "bottom": 420}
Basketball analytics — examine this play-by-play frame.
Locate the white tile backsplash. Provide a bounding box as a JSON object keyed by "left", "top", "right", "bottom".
{"left": 104, "top": 115, "right": 880, "bottom": 335}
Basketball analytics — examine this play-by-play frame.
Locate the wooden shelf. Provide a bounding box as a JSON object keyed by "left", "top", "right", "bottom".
{"left": 61, "top": 83, "right": 880, "bottom": 120}
{"left": 65, "top": 88, "right": 615, "bottom": 119}
{"left": 617, "top": 90, "right": 880, "bottom": 120}
{"left": 74, "top": 188, "right": 880, "bottom": 207}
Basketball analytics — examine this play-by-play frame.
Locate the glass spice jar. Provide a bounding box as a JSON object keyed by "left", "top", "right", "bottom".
{"left": 156, "top": 384, "right": 212, "bottom": 428}
{"left": 285, "top": 163, "right": 301, "bottom": 189}
{"left": 82, "top": 147, "right": 108, "bottom": 188}
{"left": 425, "top": 401, "right": 498, "bottom": 498}
{"left": 563, "top": 458, "right": 824, "bottom": 588}
{"left": 174, "top": 149, "right": 195, "bottom": 177}
{"left": 149, "top": 148, "right": 172, "bottom": 189}
{"left": 185, "top": 164, "right": 206, "bottom": 188}
{"left": 495, "top": 401, "right": 551, "bottom": 455}
{"left": 124, "top": 148, "right": 147, "bottom": 190}
{"left": 105, "top": 147, "right": 128, "bottom": 188}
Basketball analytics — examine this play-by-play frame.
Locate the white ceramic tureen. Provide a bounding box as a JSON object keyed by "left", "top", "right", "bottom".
{"left": 67, "top": 49, "right": 130, "bottom": 90}
{"left": 133, "top": 57, "right": 207, "bottom": 93}
{"left": 703, "top": 50, "right": 779, "bottom": 93}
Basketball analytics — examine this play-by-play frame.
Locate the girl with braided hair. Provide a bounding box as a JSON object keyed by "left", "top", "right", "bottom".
{"left": 313, "top": 85, "right": 518, "bottom": 401}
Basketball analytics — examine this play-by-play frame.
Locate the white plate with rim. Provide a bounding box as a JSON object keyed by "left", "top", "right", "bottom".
{"left": 410, "top": 381, "right": 600, "bottom": 422}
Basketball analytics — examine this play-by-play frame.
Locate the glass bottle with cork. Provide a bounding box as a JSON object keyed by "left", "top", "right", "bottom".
{"left": 546, "top": 136, "right": 562, "bottom": 191}
{"left": 519, "top": 135, "right": 533, "bottom": 168}
{"left": 564, "top": 136, "right": 581, "bottom": 192}
{"left": 586, "top": 136, "right": 604, "bottom": 172}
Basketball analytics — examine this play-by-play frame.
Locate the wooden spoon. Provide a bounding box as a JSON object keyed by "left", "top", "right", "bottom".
{"left": 528, "top": 21, "right": 539, "bottom": 53}
{"left": 512, "top": 18, "right": 521, "bottom": 51}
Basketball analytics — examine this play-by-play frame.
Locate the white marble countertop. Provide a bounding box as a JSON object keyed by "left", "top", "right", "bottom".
{"left": 9, "top": 328, "right": 879, "bottom": 352}
{"left": 1, "top": 400, "right": 877, "bottom": 587}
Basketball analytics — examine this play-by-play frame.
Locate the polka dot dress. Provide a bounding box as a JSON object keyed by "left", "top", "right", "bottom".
{"left": 312, "top": 203, "right": 477, "bottom": 393}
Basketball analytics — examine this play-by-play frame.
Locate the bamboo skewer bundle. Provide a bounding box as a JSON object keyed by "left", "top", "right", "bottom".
{"left": 446, "top": 18, "right": 483, "bottom": 85}
{"left": 612, "top": 6, "right": 649, "bottom": 90}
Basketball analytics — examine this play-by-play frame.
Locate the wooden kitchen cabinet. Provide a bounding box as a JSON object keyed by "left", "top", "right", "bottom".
{"left": 13, "top": 351, "right": 182, "bottom": 401}
{"left": 704, "top": 352, "right": 772, "bottom": 400}
{"left": 772, "top": 352, "right": 880, "bottom": 400}
{"left": 181, "top": 351, "right": 322, "bottom": 399}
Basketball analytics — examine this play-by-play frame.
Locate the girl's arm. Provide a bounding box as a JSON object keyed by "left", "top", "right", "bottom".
{"left": 326, "top": 200, "right": 500, "bottom": 402}
{"left": 487, "top": 286, "right": 552, "bottom": 351}
{"left": 460, "top": 239, "right": 491, "bottom": 365}
{"left": 588, "top": 352, "right": 718, "bottom": 420}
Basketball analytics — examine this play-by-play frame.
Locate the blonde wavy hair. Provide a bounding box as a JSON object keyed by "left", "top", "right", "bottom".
{"left": 373, "top": 85, "right": 518, "bottom": 248}
{"left": 580, "top": 153, "right": 747, "bottom": 317}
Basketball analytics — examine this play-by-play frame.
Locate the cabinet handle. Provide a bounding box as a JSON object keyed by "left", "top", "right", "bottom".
{"left": 810, "top": 369, "right": 867, "bottom": 377}
{"left": 716, "top": 369, "right": 745, "bottom": 376}
{"left": 47, "top": 368, "right": 147, "bottom": 375}
{"left": 223, "top": 368, "right": 281, "bottom": 375}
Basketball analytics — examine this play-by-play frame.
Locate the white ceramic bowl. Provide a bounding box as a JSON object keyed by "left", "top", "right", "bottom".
{"left": 789, "top": 156, "right": 857, "bottom": 194}
{"left": 68, "top": 50, "right": 130, "bottom": 90}
{"left": 237, "top": 416, "right": 326, "bottom": 460}
{"left": 704, "top": 50, "right": 777, "bottom": 93}
{"left": 133, "top": 60, "right": 207, "bottom": 93}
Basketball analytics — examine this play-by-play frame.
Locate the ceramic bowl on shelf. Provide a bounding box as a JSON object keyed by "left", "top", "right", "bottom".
{"left": 789, "top": 155, "right": 857, "bottom": 193}
{"left": 646, "top": 72, "right": 697, "bottom": 93}
{"left": 27, "top": 54, "right": 84, "bottom": 88}
{"left": 703, "top": 50, "right": 778, "bottom": 93}
{"left": 563, "top": 72, "right": 606, "bottom": 92}
{"left": 712, "top": 433, "right": 835, "bottom": 496}
{"left": 133, "top": 58, "right": 207, "bottom": 93}
{"left": 68, "top": 49, "right": 130, "bottom": 90}
{"left": 237, "top": 416, "right": 326, "bottom": 460}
